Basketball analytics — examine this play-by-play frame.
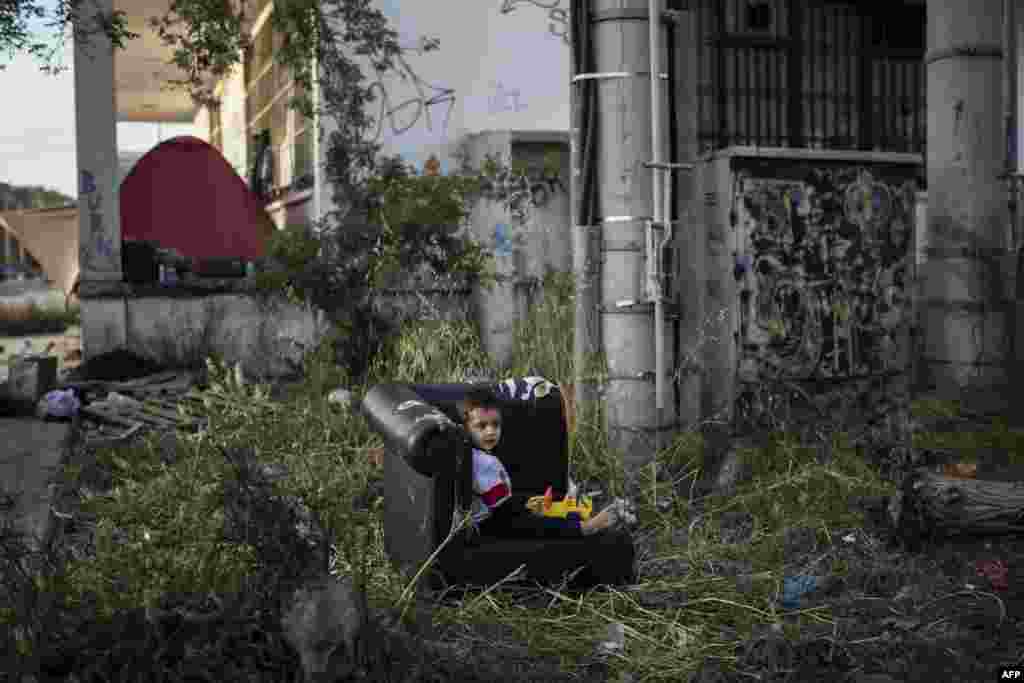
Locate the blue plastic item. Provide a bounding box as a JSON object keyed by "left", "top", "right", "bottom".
{"left": 781, "top": 574, "right": 818, "bottom": 609}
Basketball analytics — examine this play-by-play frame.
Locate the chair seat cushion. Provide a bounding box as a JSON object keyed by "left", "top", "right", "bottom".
{"left": 432, "top": 528, "right": 636, "bottom": 592}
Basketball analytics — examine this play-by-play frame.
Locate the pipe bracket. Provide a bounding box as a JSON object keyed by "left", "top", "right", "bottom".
{"left": 605, "top": 372, "right": 677, "bottom": 383}
{"left": 643, "top": 161, "right": 695, "bottom": 172}
{"left": 922, "top": 246, "right": 1013, "bottom": 260}
{"left": 602, "top": 215, "right": 651, "bottom": 224}
{"left": 572, "top": 72, "right": 668, "bottom": 83}
{"left": 589, "top": 8, "right": 678, "bottom": 25}
{"left": 924, "top": 43, "right": 1003, "bottom": 66}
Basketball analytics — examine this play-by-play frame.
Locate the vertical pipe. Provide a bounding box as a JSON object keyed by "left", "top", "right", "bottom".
{"left": 675, "top": 4, "right": 703, "bottom": 434}
{"left": 1005, "top": 0, "right": 1017, "bottom": 248}
{"left": 649, "top": 0, "right": 666, "bottom": 494}
{"left": 717, "top": 2, "right": 727, "bottom": 149}
{"left": 787, "top": 0, "right": 803, "bottom": 147}
{"left": 832, "top": 8, "right": 839, "bottom": 147}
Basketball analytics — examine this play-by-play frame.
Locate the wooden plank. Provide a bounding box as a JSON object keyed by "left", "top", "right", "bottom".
{"left": 137, "top": 401, "right": 188, "bottom": 423}
{"left": 80, "top": 405, "right": 142, "bottom": 429}
{"left": 114, "top": 371, "right": 182, "bottom": 390}
{"left": 117, "top": 408, "right": 177, "bottom": 429}
{"left": 124, "top": 377, "right": 196, "bottom": 396}
{"left": 84, "top": 423, "right": 143, "bottom": 447}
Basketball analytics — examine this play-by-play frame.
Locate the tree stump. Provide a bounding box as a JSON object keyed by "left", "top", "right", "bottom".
{"left": 889, "top": 466, "right": 1024, "bottom": 541}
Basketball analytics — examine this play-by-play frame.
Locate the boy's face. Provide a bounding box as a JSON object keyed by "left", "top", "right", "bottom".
{"left": 465, "top": 407, "right": 502, "bottom": 452}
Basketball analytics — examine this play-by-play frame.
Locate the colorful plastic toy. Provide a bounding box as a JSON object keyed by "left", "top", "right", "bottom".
{"left": 526, "top": 482, "right": 593, "bottom": 522}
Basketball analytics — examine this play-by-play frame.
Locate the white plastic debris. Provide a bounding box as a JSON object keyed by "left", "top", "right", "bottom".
{"left": 597, "top": 622, "right": 626, "bottom": 656}
{"left": 842, "top": 533, "right": 857, "bottom": 543}
{"left": 327, "top": 388, "right": 353, "bottom": 408}
{"left": 106, "top": 392, "right": 140, "bottom": 408}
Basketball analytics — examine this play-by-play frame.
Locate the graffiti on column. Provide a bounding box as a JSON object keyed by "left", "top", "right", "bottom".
{"left": 498, "top": 0, "right": 570, "bottom": 45}
{"left": 734, "top": 166, "right": 916, "bottom": 382}
{"left": 78, "top": 169, "right": 116, "bottom": 272}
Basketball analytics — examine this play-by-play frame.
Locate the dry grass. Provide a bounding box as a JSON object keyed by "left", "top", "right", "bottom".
{"left": 3, "top": 271, "right": 1023, "bottom": 682}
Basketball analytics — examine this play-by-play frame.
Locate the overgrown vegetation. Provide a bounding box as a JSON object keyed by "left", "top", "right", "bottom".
{"left": 8, "top": 256, "right": 1022, "bottom": 681}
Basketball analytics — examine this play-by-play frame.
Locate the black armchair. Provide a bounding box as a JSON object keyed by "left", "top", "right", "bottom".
{"left": 360, "top": 377, "right": 636, "bottom": 593}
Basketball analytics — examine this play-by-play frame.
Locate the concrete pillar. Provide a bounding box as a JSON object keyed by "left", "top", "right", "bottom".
{"left": 591, "top": 0, "right": 678, "bottom": 474}
{"left": 73, "top": 0, "right": 126, "bottom": 356}
{"left": 922, "top": 0, "right": 1013, "bottom": 411}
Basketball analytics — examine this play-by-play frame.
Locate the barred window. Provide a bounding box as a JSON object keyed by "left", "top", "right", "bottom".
{"left": 685, "top": 0, "right": 925, "bottom": 155}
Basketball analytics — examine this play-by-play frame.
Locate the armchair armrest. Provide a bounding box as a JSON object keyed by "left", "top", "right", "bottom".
{"left": 361, "top": 383, "right": 467, "bottom": 477}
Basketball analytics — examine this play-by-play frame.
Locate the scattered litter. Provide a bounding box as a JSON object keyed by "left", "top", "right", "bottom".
{"left": 36, "top": 388, "right": 80, "bottom": 419}
{"left": 781, "top": 574, "right": 819, "bottom": 609}
{"left": 975, "top": 559, "right": 1009, "bottom": 592}
{"left": 596, "top": 622, "right": 625, "bottom": 656}
{"left": 327, "top": 388, "right": 353, "bottom": 408}
{"left": 842, "top": 533, "right": 857, "bottom": 543}
{"left": 940, "top": 462, "right": 977, "bottom": 479}
{"left": 105, "top": 392, "right": 141, "bottom": 408}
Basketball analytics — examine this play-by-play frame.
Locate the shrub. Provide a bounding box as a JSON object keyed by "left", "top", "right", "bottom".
{"left": 254, "top": 156, "right": 497, "bottom": 386}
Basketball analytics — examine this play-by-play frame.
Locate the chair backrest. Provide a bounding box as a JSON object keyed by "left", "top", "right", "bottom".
{"left": 407, "top": 379, "right": 569, "bottom": 500}
{"left": 361, "top": 378, "right": 570, "bottom": 582}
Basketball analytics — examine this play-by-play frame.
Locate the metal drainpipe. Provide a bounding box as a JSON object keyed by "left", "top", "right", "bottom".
{"left": 1006, "top": 0, "right": 1018, "bottom": 248}
{"left": 649, "top": 0, "right": 666, "bottom": 499}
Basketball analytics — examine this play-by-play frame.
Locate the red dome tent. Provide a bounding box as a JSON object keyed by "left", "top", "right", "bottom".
{"left": 120, "top": 135, "right": 275, "bottom": 261}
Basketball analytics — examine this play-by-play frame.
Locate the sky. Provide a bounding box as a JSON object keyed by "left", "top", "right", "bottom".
{"left": 0, "top": 0, "right": 197, "bottom": 200}
{"left": 0, "top": 0, "right": 570, "bottom": 199}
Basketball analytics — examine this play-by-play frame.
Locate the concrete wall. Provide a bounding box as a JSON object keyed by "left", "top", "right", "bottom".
{"left": 371, "top": 0, "right": 570, "bottom": 177}
{"left": 457, "top": 130, "right": 572, "bottom": 369}
{"left": 699, "top": 146, "right": 923, "bottom": 432}
{"left": 81, "top": 290, "right": 324, "bottom": 380}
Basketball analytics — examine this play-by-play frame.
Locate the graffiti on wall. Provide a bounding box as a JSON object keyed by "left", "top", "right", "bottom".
{"left": 78, "top": 169, "right": 117, "bottom": 273}
{"left": 488, "top": 80, "right": 528, "bottom": 115}
{"left": 498, "top": 0, "right": 570, "bottom": 45}
{"left": 367, "top": 48, "right": 457, "bottom": 142}
{"left": 475, "top": 150, "right": 567, "bottom": 226}
{"left": 733, "top": 166, "right": 917, "bottom": 384}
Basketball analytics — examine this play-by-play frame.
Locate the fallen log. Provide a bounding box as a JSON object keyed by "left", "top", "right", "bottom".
{"left": 889, "top": 466, "right": 1024, "bottom": 540}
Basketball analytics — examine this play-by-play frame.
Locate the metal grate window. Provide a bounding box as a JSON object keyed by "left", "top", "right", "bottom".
{"left": 687, "top": 0, "right": 925, "bottom": 155}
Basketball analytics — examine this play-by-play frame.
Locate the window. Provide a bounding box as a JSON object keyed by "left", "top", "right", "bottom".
{"left": 245, "top": 15, "right": 315, "bottom": 195}
{"left": 692, "top": 0, "right": 925, "bottom": 154}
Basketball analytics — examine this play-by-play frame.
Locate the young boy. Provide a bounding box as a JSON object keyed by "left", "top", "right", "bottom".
{"left": 459, "top": 387, "right": 632, "bottom": 538}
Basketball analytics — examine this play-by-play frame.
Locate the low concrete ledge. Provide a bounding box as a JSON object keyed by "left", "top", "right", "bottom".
{"left": 78, "top": 276, "right": 267, "bottom": 300}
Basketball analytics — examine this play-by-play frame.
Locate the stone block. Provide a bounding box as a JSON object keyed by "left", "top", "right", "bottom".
{"left": 8, "top": 355, "right": 58, "bottom": 404}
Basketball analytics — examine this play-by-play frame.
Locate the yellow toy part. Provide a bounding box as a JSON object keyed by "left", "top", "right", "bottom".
{"left": 526, "top": 485, "right": 593, "bottom": 521}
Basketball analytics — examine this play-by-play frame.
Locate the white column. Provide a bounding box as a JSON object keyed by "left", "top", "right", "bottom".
{"left": 72, "top": 0, "right": 122, "bottom": 282}
{"left": 73, "top": 0, "right": 126, "bottom": 359}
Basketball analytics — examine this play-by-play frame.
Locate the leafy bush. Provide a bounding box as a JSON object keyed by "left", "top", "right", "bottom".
{"left": 255, "top": 155, "right": 496, "bottom": 385}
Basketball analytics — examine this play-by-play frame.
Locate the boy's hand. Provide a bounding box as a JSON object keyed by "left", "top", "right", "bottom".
{"left": 525, "top": 495, "right": 546, "bottom": 515}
